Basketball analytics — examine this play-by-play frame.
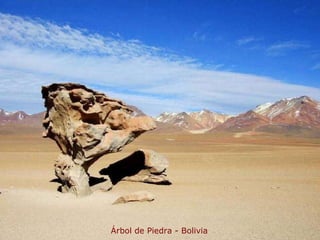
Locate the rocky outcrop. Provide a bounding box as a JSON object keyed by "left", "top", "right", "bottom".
{"left": 42, "top": 83, "right": 158, "bottom": 196}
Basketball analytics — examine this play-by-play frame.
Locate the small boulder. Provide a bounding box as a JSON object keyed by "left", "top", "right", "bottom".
{"left": 112, "top": 191, "right": 155, "bottom": 204}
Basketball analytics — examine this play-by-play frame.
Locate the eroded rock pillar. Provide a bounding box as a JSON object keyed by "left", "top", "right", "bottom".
{"left": 42, "top": 83, "right": 156, "bottom": 196}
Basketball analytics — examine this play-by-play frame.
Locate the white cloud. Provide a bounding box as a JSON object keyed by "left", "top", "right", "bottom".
{"left": 0, "top": 13, "right": 320, "bottom": 116}
{"left": 236, "top": 36, "right": 262, "bottom": 46}
{"left": 267, "top": 40, "right": 310, "bottom": 56}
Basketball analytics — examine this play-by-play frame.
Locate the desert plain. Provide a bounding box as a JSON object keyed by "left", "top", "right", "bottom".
{"left": 0, "top": 129, "right": 320, "bottom": 240}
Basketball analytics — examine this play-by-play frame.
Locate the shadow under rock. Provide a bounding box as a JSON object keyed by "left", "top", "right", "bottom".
{"left": 88, "top": 176, "right": 107, "bottom": 186}
{"left": 50, "top": 176, "right": 107, "bottom": 192}
{"left": 99, "top": 150, "right": 145, "bottom": 185}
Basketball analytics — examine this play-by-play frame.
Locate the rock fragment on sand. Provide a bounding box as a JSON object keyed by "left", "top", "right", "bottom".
{"left": 113, "top": 191, "right": 155, "bottom": 204}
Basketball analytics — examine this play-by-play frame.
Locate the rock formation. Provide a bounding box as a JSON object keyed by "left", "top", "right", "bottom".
{"left": 42, "top": 83, "right": 164, "bottom": 196}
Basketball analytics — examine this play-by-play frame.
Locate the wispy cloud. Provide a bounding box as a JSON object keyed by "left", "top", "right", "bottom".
{"left": 192, "top": 21, "right": 212, "bottom": 42}
{"left": 0, "top": 13, "right": 164, "bottom": 58}
{"left": 267, "top": 40, "right": 310, "bottom": 56}
{"left": 0, "top": 13, "right": 319, "bottom": 116}
{"left": 311, "top": 63, "right": 320, "bottom": 70}
{"left": 236, "top": 36, "right": 262, "bottom": 46}
{"left": 192, "top": 31, "right": 207, "bottom": 41}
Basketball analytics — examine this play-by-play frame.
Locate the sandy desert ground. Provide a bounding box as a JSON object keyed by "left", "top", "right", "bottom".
{"left": 0, "top": 131, "right": 320, "bottom": 240}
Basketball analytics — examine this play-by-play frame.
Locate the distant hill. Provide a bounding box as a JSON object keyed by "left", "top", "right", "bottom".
{"left": 1, "top": 96, "right": 320, "bottom": 137}
{"left": 214, "top": 110, "right": 269, "bottom": 132}
{"left": 155, "top": 110, "right": 231, "bottom": 133}
{"left": 214, "top": 96, "right": 320, "bottom": 137}
{"left": 154, "top": 96, "right": 320, "bottom": 137}
{"left": 0, "top": 109, "right": 44, "bottom": 134}
{"left": 0, "top": 109, "right": 29, "bottom": 122}
{"left": 0, "top": 109, "right": 44, "bottom": 126}
{"left": 253, "top": 96, "right": 320, "bottom": 127}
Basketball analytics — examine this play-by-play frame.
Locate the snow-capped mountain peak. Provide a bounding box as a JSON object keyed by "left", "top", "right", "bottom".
{"left": 156, "top": 110, "right": 231, "bottom": 131}
{"left": 155, "top": 112, "right": 178, "bottom": 123}
{"left": 253, "top": 96, "right": 318, "bottom": 119}
{"left": 0, "top": 109, "right": 28, "bottom": 122}
{"left": 254, "top": 102, "right": 273, "bottom": 115}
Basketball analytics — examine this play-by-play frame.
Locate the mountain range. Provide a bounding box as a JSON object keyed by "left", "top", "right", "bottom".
{"left": 0, "top": 109, "right": 43, "bottom": 132}
{"left": 155, "top": 96, "right": 320, "bottom": 136}
{"left": 155, "top": 110, "right": 230, "bottom": 133}
{"left": 1, "top": 96, "right": 320, "bottom": 136}
{"left": 215, "top": 96, "right": 320, "bottom": 132}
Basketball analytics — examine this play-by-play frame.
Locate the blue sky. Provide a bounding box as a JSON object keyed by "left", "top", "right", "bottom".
{"left": 0, "top": 0, "right": 320, "bottom": 116}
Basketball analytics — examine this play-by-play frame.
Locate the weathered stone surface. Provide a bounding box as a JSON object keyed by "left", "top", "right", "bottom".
{"left": 123, "top": 149, "right": 171, "bottom": 184}
{"left": 123, "top": 173, "right": 171, "bottom": 185}
{"left": 42, "top": 83, "right": 156, "bottom": 196}
{"left": 112, "top": 191, "right": 155, "bottom": 204}
{"left": 143, "top": 149, "right": 169, "bottom": 174}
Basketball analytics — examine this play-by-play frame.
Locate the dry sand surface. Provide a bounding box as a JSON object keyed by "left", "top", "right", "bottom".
{"left": 1, "top": 132, "right": 320, "bottom": 240}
